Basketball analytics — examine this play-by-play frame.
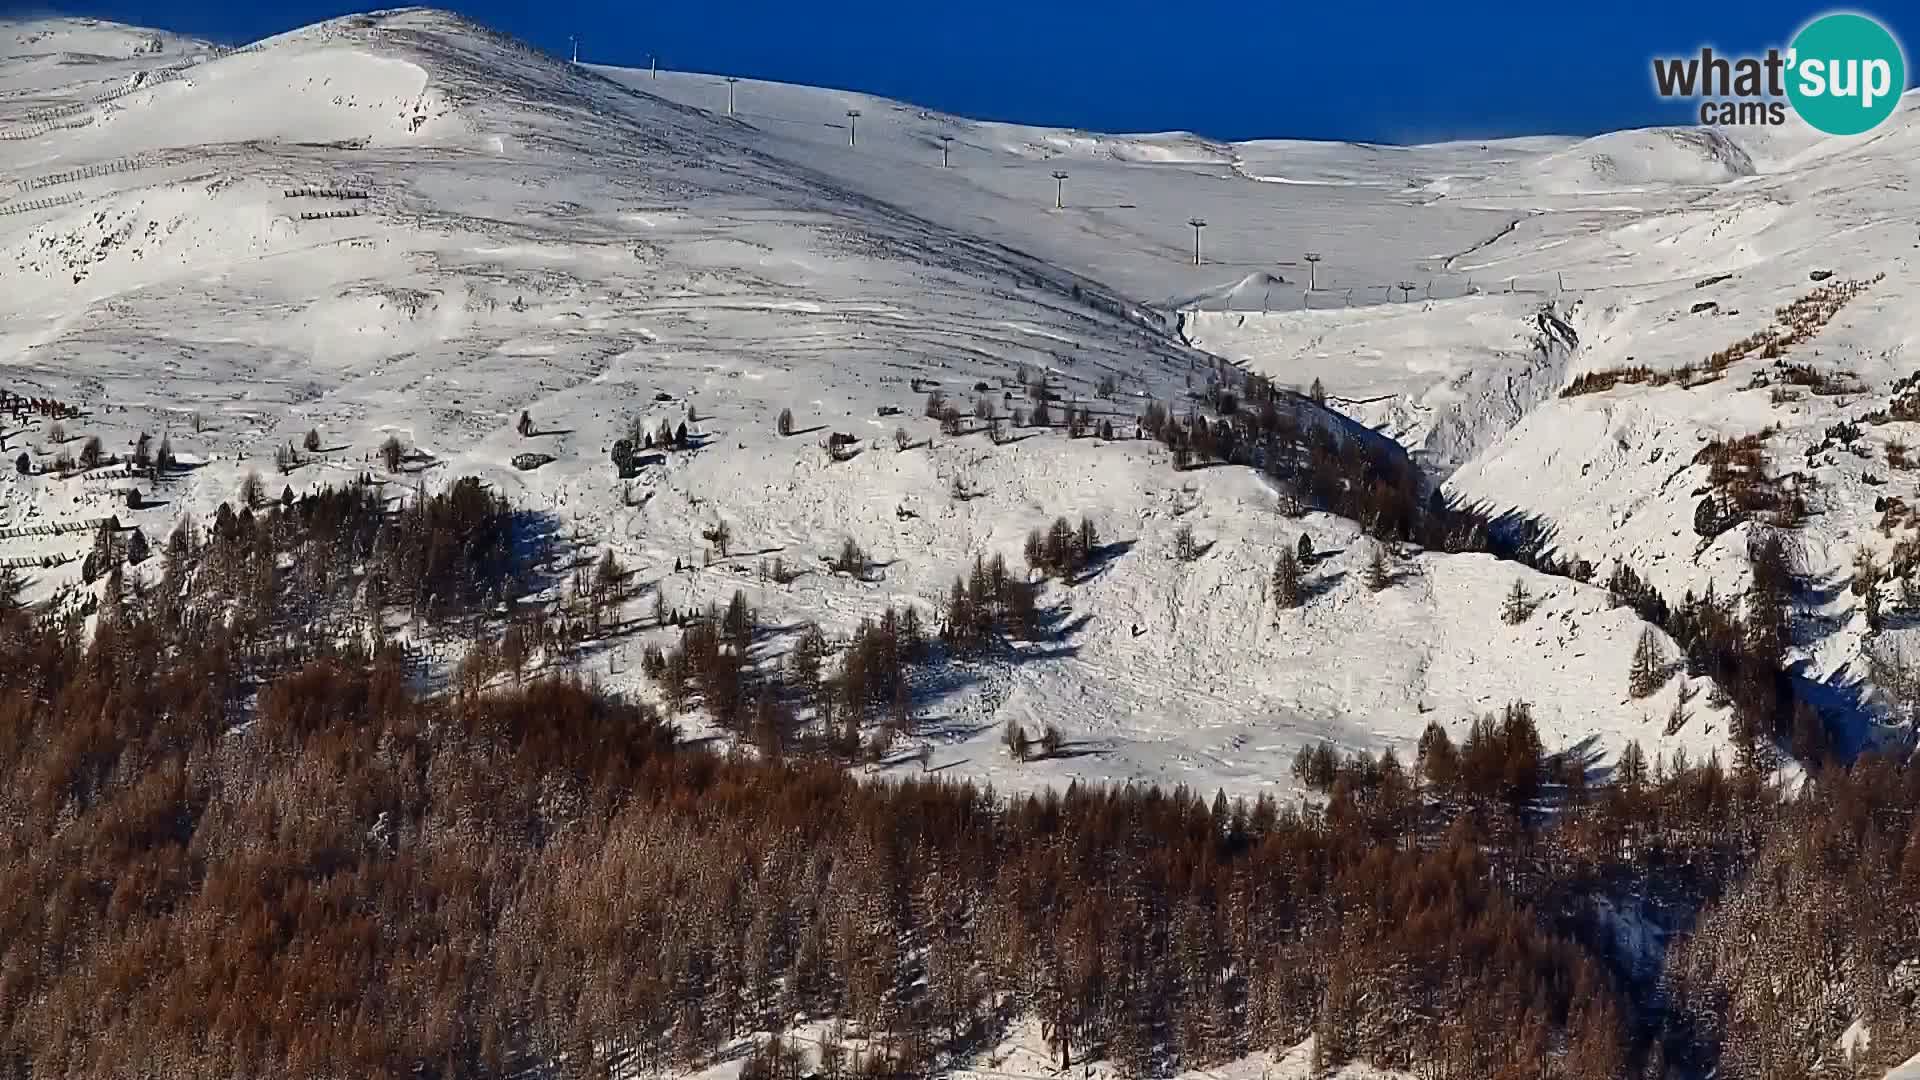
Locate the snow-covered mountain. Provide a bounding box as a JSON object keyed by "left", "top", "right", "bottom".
{"left": 3, "top": 7, "right": 1916, "bottom": 802}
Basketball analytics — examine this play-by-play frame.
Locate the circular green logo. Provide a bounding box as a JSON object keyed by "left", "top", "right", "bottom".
{"left": 1787, "top": 13, "right": 1907, "bottom": 135}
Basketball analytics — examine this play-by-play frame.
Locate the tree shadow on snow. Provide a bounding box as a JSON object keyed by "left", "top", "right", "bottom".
{"left": 1069, "top": 539, "right": 1136, "bottom": 585}
{"left": 1303, "top": 569, "right": 1347, "bottom": 601}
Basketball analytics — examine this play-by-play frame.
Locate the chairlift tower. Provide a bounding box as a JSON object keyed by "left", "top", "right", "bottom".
{"left": 845, "top": 109, "right": 861, "bottom": 147}
{"left": 1188, "top": 218, "right": 1208, "bottom": 266}
{"left": 569, "top": 35, "right": 577, "bottom": 64}
{"left": 939, "top": 134, "right": 954, "bottom": 168}
{"left": 1051, "top": 170, "right": 1069, "bottom": 209}
{"left": 725, "top": 76, "right": 739, "bottom": 117}
{"left": 1303, "top": 252, "right": 1322, "bottom": 291}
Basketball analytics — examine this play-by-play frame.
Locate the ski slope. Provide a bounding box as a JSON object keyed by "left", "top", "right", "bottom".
{"left": 1, "top": 8, "right": 1913, "bottom": 804}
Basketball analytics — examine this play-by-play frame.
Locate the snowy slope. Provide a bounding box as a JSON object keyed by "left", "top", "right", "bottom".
{"left": 4, "top": 7, "right": 1907, "bottom": 803}
{"left": 598, "top": 65, "right": 1540, "bottom": 312}
{"left": 1444, "top": 97, "right": 1920, "bottom": 750}
{"left": 673, "top": 1015, "right": 1409, "bottom": 1080}
{"left": 1181, "top": 295, "right": 1578, "bottom": 472}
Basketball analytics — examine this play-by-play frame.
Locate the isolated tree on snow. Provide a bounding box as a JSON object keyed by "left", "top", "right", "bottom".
{"left": 1501, "top": 579, "right": 1534, "bottom": 625}
{"left": 517, "top": 411, "right": 533, "bottom": 437}
{"left": 1039, "top": 517, "right": 1077, "bottom": 576}
{"left": 124, "top": 528, "right": 150, "bottom": 567}
{"left": 595, "top": 548, "right": 625, "bottom": 599}
{"left": 240, "top": 471, "right": 265, "bottom": 509}
{"left": 1076, "top": 517, "right": 1099, "bottom": 565}
{"left": 132, "top": 433, "right": 152, "bottom": 469}
{"left": 777, "top": 408, "right": 794, "bottom": 437}
{"left": 14, "top": 453, "right": 27, "bottom": 475}
{"left": 1628, "top": 627, "right": 1669, "bottom": 699}
{"left": 1297, "top": 533, "right": 1313, "bottom": 562}
{"left": 674, "top": 421, "right": 688, "bottom": 448}
{"left": 1039, "top": 724, "right": 1063, "bottom": 757}
{"left": 155, "top": 434, "right": 174, "bottom": 471}
{"left": 1273, "top": 549, "right": 1303, "bottom": 610}
{"left": 79, "top": 436, "right": 102, "bottom": 470}
{"left": 1174, "top": 524, "right": 1200, "bottom": 562}
{"left": 611, "top": 438, "right": 636, "bottom": 478}
{"left": 381, "top": 435, "right": 405, "bottom": 473}
{"left": 709, "top": 520, "right": 732, "bottom": 557}
{"left": 303, "top": 428, "right": 322, "bottom": 453}
{"left": 1003, "top": 718, "right": 1030, "bottom": 761}
{"left": 834, "top": 538, "right": 867, "bottom": 577}
{"left": 1309, "top": 377, "right": 1327, "bottom": 405}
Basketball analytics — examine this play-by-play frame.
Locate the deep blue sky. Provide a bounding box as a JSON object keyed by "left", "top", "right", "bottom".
{"left": 17, "top": 0, "right": 1920, "bottom": 142}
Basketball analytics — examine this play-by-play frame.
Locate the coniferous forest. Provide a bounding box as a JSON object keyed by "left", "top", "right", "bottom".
{"left": 0, "top": 413, "right": 1916, "bottom": 1080}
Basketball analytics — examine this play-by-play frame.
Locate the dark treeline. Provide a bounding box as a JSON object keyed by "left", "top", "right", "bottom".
{"left": 2, "top": 441, "right": 1916, "bottom": 1080}
{"left": 4, "top": 577, "right": 1917, "bottom": 1080}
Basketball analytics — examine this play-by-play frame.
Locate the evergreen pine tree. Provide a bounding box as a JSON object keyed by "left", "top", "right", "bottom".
{"left": 1628, "top": 627, "right": 1668, "bottom": 699}
{"left": 1272, "top": 549, "right": 1302, "bottom": 610}
{"left": 1502, "top": 579, "right": 1534, "bottom": 624}
{"left": 124, "top": 528, "right": 150, "bottom": 566}
{"left": 1076, "top": 517, "right": 1098, "bottom": 565}
{"left": 1003, "top": 718, "right": 1029, "bottom": 761}
{"left": 1616, "top": 739, "right": 1648, "bottom": 791}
